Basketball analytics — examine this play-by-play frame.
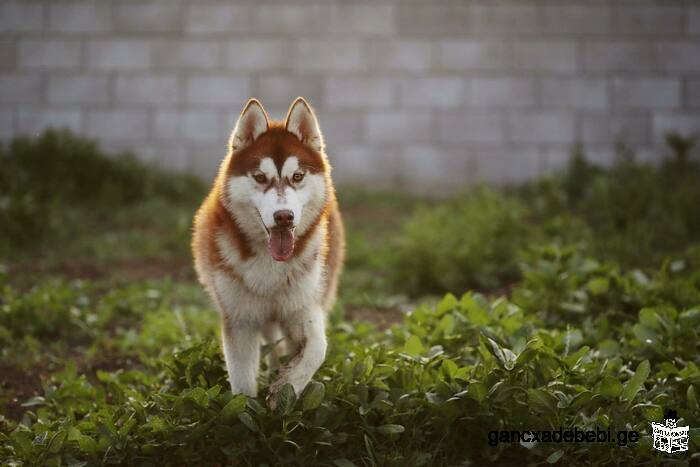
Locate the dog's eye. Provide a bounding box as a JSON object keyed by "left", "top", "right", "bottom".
{"left": 253, "top": 173, "right": 267, "bottom": 184}
{"left": 292, "top": 172, "right": 305, "bottom": 183}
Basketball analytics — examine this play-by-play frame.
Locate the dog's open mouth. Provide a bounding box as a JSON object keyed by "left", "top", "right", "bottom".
{"left": 267, "top": 227, "right": 295, "bottom": 262}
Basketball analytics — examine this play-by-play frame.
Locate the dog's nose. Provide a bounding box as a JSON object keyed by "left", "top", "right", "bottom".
{"left": 273, "top": 210, "right": 294, "bottom": 228}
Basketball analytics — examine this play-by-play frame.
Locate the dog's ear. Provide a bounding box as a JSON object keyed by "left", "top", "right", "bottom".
{"left": 230, "top": 99, "right": 269, "bottom": 151}
{"left": 285, "top": 97, "right": 324, "bottom": 153}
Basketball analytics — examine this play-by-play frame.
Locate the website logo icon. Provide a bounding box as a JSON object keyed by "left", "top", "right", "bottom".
{"left": 651, "top": 409, "right": 689, "bottom": 454}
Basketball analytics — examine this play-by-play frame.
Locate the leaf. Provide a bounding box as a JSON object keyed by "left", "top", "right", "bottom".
{"left": 547, "top": 449, "right": 564, "bottom": 464}
{"left": 487, "top": 338, "right": 517, "bottom": 371}
{"left": 375, "top": 424, "right": 405, "bottom": 435}
{"left": 528, "top": 388, "right": 557, "bottom": 414}
{"left": 587, "top": 277, "right": 609, "bottom": 295}
{"left": 467, "top": 382, "right": 487, "bottom": 403}
{"left": 275, "top": 383, "right": 297, "bottom": 415}
{"left": 623, "top": 360, "right": 650, "bottom": 403}
{"left": 460, "top": 294, "right": 489, "bottom": 325}
{"left": 441, "top": 359, "right": 458, "bottom": 380}
{"left": 598, "top": 377, "right": 623, "bottom": 398}
{"left": 237, "top": 412, "right": 259, "bottom": 432}
{"left": 688, "top": 385, "right": 699, "bottom": 412}
{"left": 679, "top": 308, "right": 700, "bottom": 328}
{"left": 435, "top": 294, "right": 458, "bottom": 316}
{"left": 402, "top": 335, "right": 424, "bottom": 357}
{"left": 221, "top": 395, "right": 247, "bottom": 420}
{"left": 302, "top": 381, "right": 325, "bottom": 411}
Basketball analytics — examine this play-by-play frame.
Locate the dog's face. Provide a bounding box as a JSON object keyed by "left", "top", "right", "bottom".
{"left": 224, "top": 98, "right": 328, "bottom": 262}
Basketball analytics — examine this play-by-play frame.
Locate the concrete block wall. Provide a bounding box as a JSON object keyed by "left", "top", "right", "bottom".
{"left": 1, "top": 0, "right": 699, "bottom": 191}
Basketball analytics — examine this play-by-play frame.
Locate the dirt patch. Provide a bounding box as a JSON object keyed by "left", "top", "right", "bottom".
{"left": 345, "top": 306, "right": 405, "bottom": 330}
{"left": 9, "top": 256, "right": 195, "bottom": 283}
{"left": 0, "top": 362, "right": 50, "bottom": 421}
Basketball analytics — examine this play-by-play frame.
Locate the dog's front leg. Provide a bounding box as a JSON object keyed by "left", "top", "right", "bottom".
{"left": 270, "top": 308, "right": 327, "bottom": 398}
{"left": 221, "top": 317, "right": 260, "bottom": 397}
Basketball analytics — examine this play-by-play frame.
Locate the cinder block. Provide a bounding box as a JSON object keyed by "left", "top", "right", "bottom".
{"left": 469, "top": 4, "right": 541, "bottom": 34}
{"left": 472, "top": 144, "right": 543, "bottom": 184}
{"left": 615, "top": 6, "right": 683, "bottom": 35}
{"left": 115, "top": 74, "right": 179, "bottom": 105}
{"left": 652, "top": 114, "right": 700, "bottom": 142}
{"left": 398, "top": 144, "right": 471, "bottom": 192}
{"left": 330, "top": 4, "right": 395, "bottom": 36}
{"left": 508, "top": 112, "right": 575, "bottom": 144}
{"left": 688, "top": 79, "right": 700, "bottom": 109}
{"left": 397, "top": 4, "right": 471, "bottom": 36}
{"left": 612, "top": 78, "right": 680, "bottom": 110}
{"left": 582, "top": 41, "right": 654, "bottom": 71}
{"left": 580, "top": 115, "right": 650, "bottom": 144}
{"left": 541, "top": 78, "right": 608, "bottom": 110}
{"left": 437, "top": 40, "right": 509, "bottom": 71}
{"left": 185, "top": 75, "right": 251, "bottom": 106}
{"left": 49, "top": 2, "right": 112, "bottom": 33}
{"left": 18, "top": 40, "right": 81, "bottom": 70}
{"left": 154, "top": 110, "right": 220, "bottom": 143}
{"left": 115, "top": 3, "right": 181, "bottom": 33}
{"left": 324, "top": 78, "right": 393, "bottom": 110}
{"left": 657, "top": 42, "right": 700, "bottom": 72}
{"left": 512, "top": 41, "right": 577, "bottom": 72}
{"left": 224, "top": 40, "right": 291, "bottom": 71}
{"left": 185, "top": 3, "right": 250, "bottom": 34}
{"left": 467, "top": 77, "right": 535, "bottom": 109}
{"left": 253, "top": 4, "right": 332, "bottom": 34}
{"left": 137, "top": 142, "right": 191, "bottom": 172}
{"left": 0, "top": 41, "right": 15, "bottom": 70}
{"left": 0, "top": 3, "right": 43, "bottom": 32}
{"left": 17, "top": 108, "right": 82, "bottom": 134}
{"left": 0, "top": 74, "right": 41, "bottom": 104}
{"left": 543, "top": 5, "right": 612, "bottom": 34}
{"left": 87, "top": 40, "right": 151, "bottom": 71}
{"left": 368, "top": 41, "right": 432, "bottom": 72}
{"left": 0, "top": 110, "right": 15, "bottom": 139}
{"left": 365, "top": 111, "right": 432, "bottom": 143}
{"left": 437, "top": 112, "right": 505, "bottom": 143}
{"left": 316, "top": 113, "right": 363, "bottom": 146}
{"left": 190, "top": 142, "right": 229, "bottom": 178}
{"left": 293, "top": 40, "right": 366, "bottom": 72}
{"left": 327, "top": 143, "right": 400, "bottom": 186}
{"left": 48, "top": 75, "right": 110, "bottom": 105}
{"left": 152, "top": 40, "right": 222, "bottom": 69}
{"left": 85, "top": 109, "right": 150, "bottom": 141}
{"left": 399, "top": 78, "right": 463, "bottom": 109}
{"left": 690, "top": 8, "right": 700, "bottom": 35}
{"left": 256, "top": 75, "right": 323, "bottom": 108}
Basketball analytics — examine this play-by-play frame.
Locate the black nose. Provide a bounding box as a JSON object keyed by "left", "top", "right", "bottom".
{"left": 273, "top": 210, "right": 294, "bottom": 228}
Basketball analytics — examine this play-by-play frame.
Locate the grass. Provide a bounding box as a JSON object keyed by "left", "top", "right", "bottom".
{"left": 0, "top": 130, "right": 699, "bottom": 465}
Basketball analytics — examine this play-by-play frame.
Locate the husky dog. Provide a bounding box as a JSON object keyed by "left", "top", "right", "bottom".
{"left": 192, "top": 98, "right": 344, "bottom": 402}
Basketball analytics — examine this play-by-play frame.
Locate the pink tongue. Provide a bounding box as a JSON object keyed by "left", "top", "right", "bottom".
{"left": 268, "top": 229, "right": 295, "bottom": 261}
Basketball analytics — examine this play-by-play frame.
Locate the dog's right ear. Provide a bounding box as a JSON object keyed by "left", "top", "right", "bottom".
{"left": 230, "top": 99, "right": 269, "bottom": 151}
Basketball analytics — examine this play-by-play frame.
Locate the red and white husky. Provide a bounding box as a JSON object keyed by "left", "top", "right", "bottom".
{"left": 192, "top": 98, "right": 344, "bottom": 402}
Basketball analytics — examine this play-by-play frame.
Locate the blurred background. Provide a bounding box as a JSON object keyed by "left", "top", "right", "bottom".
{"left": 1, "top": 3, "right": 700, "bottom": 463}
{"left": 1, "top": 0, "right": 698, "bottom": 191}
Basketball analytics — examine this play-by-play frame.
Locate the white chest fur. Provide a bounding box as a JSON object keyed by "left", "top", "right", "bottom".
{"left": 212, "top": 224, "right": 325, "bottom": 328}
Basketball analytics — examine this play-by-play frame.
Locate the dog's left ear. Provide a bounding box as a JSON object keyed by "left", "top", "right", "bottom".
{"left": 285, "top": 97, "right": 324, "bottom": 153}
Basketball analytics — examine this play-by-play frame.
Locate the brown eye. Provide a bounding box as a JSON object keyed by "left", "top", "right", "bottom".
{"left": 254, "top": 173, "right": 267, "bottom": 184}
{"left": 292, "top": 172, "right": 305, "bottom": 183}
